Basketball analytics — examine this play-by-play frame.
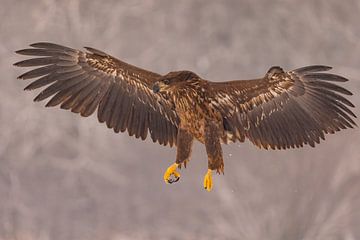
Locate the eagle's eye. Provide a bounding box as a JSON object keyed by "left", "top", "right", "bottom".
{"left": 163, "top": 79, "right": 170, "bottom": 85}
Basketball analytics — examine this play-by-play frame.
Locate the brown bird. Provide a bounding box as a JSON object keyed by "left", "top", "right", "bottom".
{"left": 14, "top": 42, "right": 357, "bottom": 191}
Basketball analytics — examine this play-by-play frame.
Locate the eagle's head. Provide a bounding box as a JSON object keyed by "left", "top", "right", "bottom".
{"left": 152, "top": 70, "right": 199, "bottom": 94}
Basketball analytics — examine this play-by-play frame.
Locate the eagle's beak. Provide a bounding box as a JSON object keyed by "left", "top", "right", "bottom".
{"left": 153, "top": 81, "right": 167, "bottom": 93}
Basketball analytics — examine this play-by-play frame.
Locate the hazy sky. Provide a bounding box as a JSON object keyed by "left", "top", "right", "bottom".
{"left": 1, "top": 1, "right": 360, "bottom": 239}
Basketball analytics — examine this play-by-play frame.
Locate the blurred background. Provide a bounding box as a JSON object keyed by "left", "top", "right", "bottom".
{"left": 1, "top": 0, "right": 360, "bottom": 239}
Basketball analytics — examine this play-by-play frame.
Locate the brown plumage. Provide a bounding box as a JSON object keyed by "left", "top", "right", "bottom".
{"left": 14, "top": 42, "right": 357, "bottom": 191}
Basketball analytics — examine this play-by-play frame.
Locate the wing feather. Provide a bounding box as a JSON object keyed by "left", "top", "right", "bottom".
{"left": 15, "top": 42, "right": 178, "bottom": 146}
{"left": 24, "top": 73, "right": 59, "bottom": 91}
{"left": 211, "top": 66, "right": 356, "bottom": 149}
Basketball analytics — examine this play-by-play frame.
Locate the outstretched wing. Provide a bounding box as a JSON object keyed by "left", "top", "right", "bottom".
{"left": 14, "top": 42, "right": 178, "bottom": 146}
{"left": 210, "top": 66, "right": 357, "bottom": 149}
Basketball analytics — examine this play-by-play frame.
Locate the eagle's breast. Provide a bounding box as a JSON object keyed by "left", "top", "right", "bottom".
{"left": 173, "top": 80, "right": 222, "bottom": 143}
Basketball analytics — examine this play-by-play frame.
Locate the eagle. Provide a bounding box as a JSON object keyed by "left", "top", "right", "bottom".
{"left": 14, "top": 42, "right": 357, "bottom": 191}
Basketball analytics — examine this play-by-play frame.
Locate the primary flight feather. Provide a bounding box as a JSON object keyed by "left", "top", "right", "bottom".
{"left": 14, "top": 42, "right": 357, "bottom": 191}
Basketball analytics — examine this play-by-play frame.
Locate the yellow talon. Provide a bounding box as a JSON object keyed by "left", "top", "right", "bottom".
{"left": 203, "top": 169, "right": 213, "bottom": 191}
{"left": 163, "top": 163, "right": 180, "bottom": 184}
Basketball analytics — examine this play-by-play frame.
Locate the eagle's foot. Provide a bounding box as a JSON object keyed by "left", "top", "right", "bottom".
{"left": 203, "top": 169, "right": 213, "bottom": 192}
{"left": 164, "top": 163, "right": 180, "bottom": 184}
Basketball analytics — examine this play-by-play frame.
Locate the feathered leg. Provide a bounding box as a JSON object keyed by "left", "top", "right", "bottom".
{"left": 204, "top": 121, "right": 224, "bottom": 191}
{"left": 176, "top": 128, "right": 194, "bottom": 167}
{"left": 163, "top": 128, "right": 194, "bottom": 184}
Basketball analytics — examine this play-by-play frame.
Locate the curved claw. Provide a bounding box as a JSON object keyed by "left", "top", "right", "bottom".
{"left": 168, "top": 174, "right": 180, "bottom": 184}
{"left": 164, "top": 163, "right": 180, "bottom": 184}
{"left": 203, "top": 169, "right": 213, "bottom": 192}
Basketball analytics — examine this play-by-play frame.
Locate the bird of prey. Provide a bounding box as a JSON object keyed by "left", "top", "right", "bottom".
{"left": 14, "top": 42, "right": 357, "bottom": 191}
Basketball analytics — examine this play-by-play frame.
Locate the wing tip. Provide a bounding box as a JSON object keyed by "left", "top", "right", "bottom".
{"left": 29, "top": 42, "right": 56, "bottom": 48}
{"left": 33, "top": 97, "right": 42, "bottom": 102}
{"left": 28, "top": 42, "right": 77, "bottom": 53}
{"left": 15, "top": 49, "right": 26, "bottom": 55}
{"left": 29, "top": 42, "right": 47, "bottom": 47}
{"left": 13, "top": 61, "right": 23, "bottom": 67}
{"left": 23, "top": 86, "right": 32, "bottom": 91}
{"left": 293, "top": 65, "right": 333, "bottom": 74}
